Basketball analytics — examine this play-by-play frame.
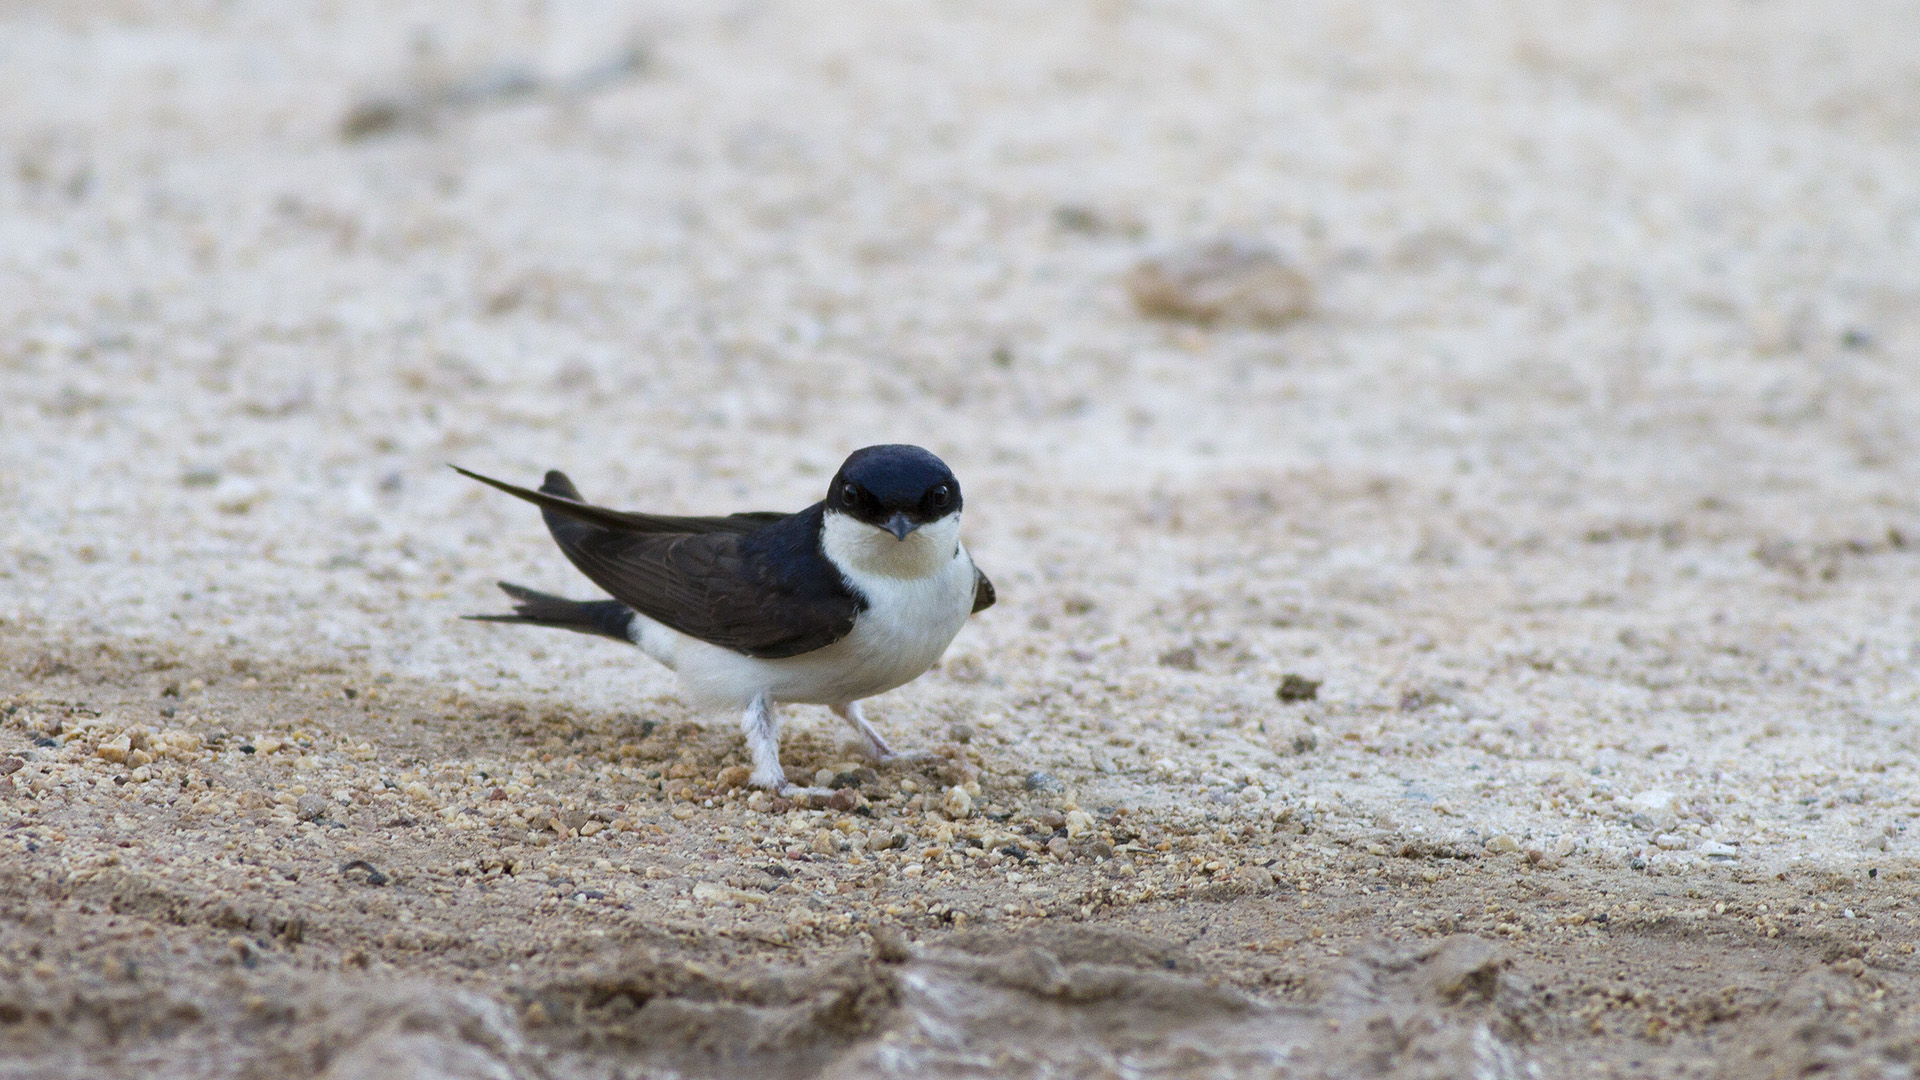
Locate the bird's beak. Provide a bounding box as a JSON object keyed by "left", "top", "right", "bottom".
{"left": 882, "top": 512, "right": 920, "bottom": 541}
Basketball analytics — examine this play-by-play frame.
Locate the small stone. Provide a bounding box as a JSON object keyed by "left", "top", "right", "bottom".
{"left": 868, "top": 831, "right": 898, "bottom": 852}
{"left": 1033, "top": 810, "right": 1067, "bottom": 831}
{"left": 295, "top": 794, "right": 328, "bottom": 822}
{"left": 941, "top": 786, "right": 975, "bottom": 819}
{"left": 1064, "top": 810, "right": 1096, "bottom": 838}
{"left": 579, "top": 820, "right": 604, "bottom": 837}
{"left": 1126, "top": 238, "right": 1313, "bottom": 328}
{"left": 0, "top": 757, "right": 23, "bottom": 775}
{"left": 814, "top": 768, "right": 836, "bottom": 788}
{"left": 811, "top": 829, "right": 839, "bottom": 856}
{"left": 127, "top": 750, "right": 152, "bottom": 768}
{"left": 948, "top": 722, "right": 975, "bottom": 744}
{"left": 1025, "top": 771, "right": 1065, "bottom": 794}
{"left": 96, "top": 735, "right": 130, "bottom": 764}
{"left": 160, "top": 730, "right": 203, "bottom": 756}
{"left": 826, "top": 787, "right": 867, "bottom": 812}
{"left": 716, "top": 766, "right": 752, "bottom": 790}
{"left": 1046, "top": 837, "right": 1070, "bottom": 858}
{"left": 1654, "top": 833, "right": 1688, "bottom": 851}
{"left": 1237, "top": 865, "right": 1275, "bottom": 892}
{"left": 1701, "top": 841, "right": 1737, "bottom": 861}
{"left": 1276, "top": 674, "right": 1321, "bottom": 702}
{"left": 1631, "top": 789, "right": 1677, "bottom": 815}
{"left": 1158, "top": 646, "right": 1199, "bottom": 671}
{"left": 1090, "top": 748, "right": 1116, "bottom": 774}
{"left": 1484, "top": 833, "right": 1520, "bottom": 854}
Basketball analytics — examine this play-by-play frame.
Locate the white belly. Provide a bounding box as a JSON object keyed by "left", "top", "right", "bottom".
{"left": 627, "top": 541, "right": 978, "bottom": 709}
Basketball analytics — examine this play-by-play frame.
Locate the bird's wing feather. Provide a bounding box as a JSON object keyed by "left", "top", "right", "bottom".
{"left": 452, "top": 466, "right": 784, "bottom": 535}
{"left": 546, "top": 517, "right": 858, "bottom": 658}
{"left": 455, "top": 466, "right": 857, "bottom": 658}
{"left": 971, "top": 567, "right": 996, "bottom": 613}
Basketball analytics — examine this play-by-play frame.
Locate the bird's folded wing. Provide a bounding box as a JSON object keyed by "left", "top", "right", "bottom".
{"left": 972, "top": 567, "right": 996, "bottom": 613}
{"left": 548, "top": 526, "right": 859, "bottom": 658}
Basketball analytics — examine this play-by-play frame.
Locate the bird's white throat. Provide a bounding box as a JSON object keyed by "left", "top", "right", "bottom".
{"left": 821, "top": 509, "right": 961, "bottom": 580}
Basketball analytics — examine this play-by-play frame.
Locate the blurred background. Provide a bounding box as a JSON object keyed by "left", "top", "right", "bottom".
{"left": 3, "top": 0, "right": 1919, "bottom": 788}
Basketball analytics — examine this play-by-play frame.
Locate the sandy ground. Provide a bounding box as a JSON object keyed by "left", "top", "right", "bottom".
{"left": 5, "top": 0, "right": 1920, "bottom": 1076}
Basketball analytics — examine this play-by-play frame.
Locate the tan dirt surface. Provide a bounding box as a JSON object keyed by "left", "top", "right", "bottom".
{"left": 6, "top": 1, "right": 1920, "bottom": 1077}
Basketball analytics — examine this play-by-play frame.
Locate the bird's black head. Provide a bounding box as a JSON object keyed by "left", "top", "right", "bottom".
{"left": 826, "top": 445, "right": 962, "bottom": 540}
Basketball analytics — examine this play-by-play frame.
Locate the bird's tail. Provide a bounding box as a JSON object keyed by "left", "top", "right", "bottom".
{"left": 464, "top": 582, "right": 635, "bottom": 643}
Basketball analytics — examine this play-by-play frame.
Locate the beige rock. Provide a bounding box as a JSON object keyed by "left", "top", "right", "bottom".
{"left": 1065, "top": 810, "right": 1096, "bottom": 838}
{"left": 96, "top": 735, "right": 130, "bottom": 763}
{"left": 1126, "top": 239, "right": 1313, "bottom": 328}
{"left": 940, "top": 785, "right": 975, "bottom": 819}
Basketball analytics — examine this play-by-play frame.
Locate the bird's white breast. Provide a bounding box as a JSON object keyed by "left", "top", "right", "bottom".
{"left": 629, "top": 512, "right": 977, "bottom": 708}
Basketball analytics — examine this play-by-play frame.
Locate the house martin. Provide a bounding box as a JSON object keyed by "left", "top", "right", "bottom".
{"left": 456, "top": 445, "right": 994, "bottom": 794}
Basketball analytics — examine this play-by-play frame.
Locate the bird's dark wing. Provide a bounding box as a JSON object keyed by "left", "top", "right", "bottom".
{"left": 544, "top": 504, "right": 859, "bottom": 658}
{"left": 456, "top": 466, "right": 858, "bottom": 658}
{"left": 452, "top": 466, "right": 787, "bottom": 535}
{"left": 972, "top": 567, "right": 996, "bottom": 613}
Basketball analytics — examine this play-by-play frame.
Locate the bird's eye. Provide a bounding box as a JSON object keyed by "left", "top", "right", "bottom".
{"left": 929, "top": 485, "right": 951, "bottom": 508}
{"left": 840, "top": 483, "right": 859, "bottom": 505}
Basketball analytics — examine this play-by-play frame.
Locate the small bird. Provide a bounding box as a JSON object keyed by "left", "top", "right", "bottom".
{"left": 455, "top": 445, "right": 994, "bottom": 794}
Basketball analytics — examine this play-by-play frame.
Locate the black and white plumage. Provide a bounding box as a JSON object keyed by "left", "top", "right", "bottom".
{"left": 456, "top": 445, "right": 994, "bottom": 793}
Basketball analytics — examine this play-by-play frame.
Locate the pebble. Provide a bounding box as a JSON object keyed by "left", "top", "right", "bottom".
{"left": 811, "top": 829, "right": 839, "bottom": 856}
{"left": 96, "top": 735, "right": 130, "bottom": 764}
{"left": 1125, "top": 238, "right": 1313, "bottom": 328}
{"left": 1276, "top": 674, "right": 1321, "bottom": 702}
{"left": 715, "top": 766, "right": 751, "bottom": 790}
{"left": 1484, "top": 833, "right": 1520, "bottom": 854}
{"left": 1064, "top": 810, "right": 1095, "bottom": 838}
{"left": 1025, "top": 771, "right": 1065, "bottom": 793}
{"left": 826, "top": 788, "right": 867, "bottom": 812}
{"left": 1654, "top": 833, "right": 1688, "bottom": 851}
{"left": 941, "top": 786, "right": 975, "bottom": 819}
{"left": 1237, "top": 865, "right": 1276, "bottom": 892}
{"left": 295, "top": 794, "right": 329, "bottom": 821}
{"left": 1631, "top": 789, "right": 1677, "bottom": 815}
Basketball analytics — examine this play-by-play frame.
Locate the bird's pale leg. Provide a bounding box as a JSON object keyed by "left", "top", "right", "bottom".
{"left": 741, "top": 693, "right": 787, "bottom": 791}
{"left": 830, "top": 701, "right": 895, "bottom": 761}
